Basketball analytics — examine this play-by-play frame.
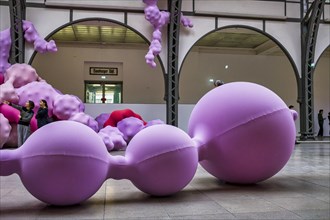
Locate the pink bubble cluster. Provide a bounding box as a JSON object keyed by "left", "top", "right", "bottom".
{"left": 117, "top": 117, "right": 145, "bottom": 142}
{"left": 98, "top": 126, "right": 127, "bottom": 151}
{"left": 53, "top": 94, "right": 84, "bottom": 120}
{"left": 143, "top": 0, "right": 193, "bottom": 68}
{"left": 16, "top": 81, "right": 58, "bottom": 114}
{"left": 69, "top": 112, "right": 99, "bottom": 132}
{"left": 22, "top": 20, "right": 57, "bottom": 53}
{"left": 5, "top": 63, "right": 41, "bottom": 88}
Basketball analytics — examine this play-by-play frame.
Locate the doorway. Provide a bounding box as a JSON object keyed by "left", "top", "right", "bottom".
{"left": 85, "top": 81, "right": 122, "bottom": 103}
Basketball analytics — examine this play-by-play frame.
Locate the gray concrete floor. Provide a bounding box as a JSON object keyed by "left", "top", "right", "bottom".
{"left": 0, "top": 142, "right": 329, "bottom": 220}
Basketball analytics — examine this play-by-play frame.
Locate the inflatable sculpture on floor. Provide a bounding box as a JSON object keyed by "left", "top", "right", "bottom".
{"left": 0, "top": 82, "right": 297, "bottom": 205}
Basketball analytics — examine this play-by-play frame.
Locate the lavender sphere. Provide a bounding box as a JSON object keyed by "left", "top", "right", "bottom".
{"left": 18, "top": 121, "right": 109, "bottom": 205}
{"left": 126, "top": 124, "right": 198, "bottom": 196}
{"left": 188, "top": 82, "right": 296, "bottom": 184}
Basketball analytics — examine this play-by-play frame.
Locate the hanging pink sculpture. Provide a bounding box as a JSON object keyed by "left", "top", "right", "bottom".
{"left": 143, "top": 0, "right": 193, "bottom": 67}
{"left": 0, "top": 20, "right": 57, "bottom": 75}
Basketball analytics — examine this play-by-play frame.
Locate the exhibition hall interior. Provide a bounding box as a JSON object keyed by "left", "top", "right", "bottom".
{"left": 0, "top": 0, "right": 329, "bottom": 219}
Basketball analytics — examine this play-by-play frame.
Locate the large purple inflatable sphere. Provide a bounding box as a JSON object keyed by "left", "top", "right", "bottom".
{"left": 18, "top": 121, "right": 109, "bottom": 205}
{"left": 126, "top": 124, "right": 198, "bottom": 196}
{"left": 188, "top": 82, "right": 296, "bottom": 184}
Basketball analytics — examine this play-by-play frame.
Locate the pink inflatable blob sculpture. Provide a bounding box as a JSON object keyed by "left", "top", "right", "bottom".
{"left": 69, "top": 112, "right": 99, "bottom": 132}
{"left": 4, "top": 64, "right": 40, "bottom": 88}
{"left": 98, "top": 126, "right": 127, "bottom": 151}
{"left": 188, "top": 82, "right": 296, "bottom": 184}
{"left": 143, "top": 0, "right": 193, "bottom": 67}
{"left": 22, "top": 20, "right": 57, "bottom": 53}
{"left": 53, "top": 94, "right": 84, "bottom": 120}
{"left": 117, "top": 117, "right": 145, "bottom": 142}
{"left": 95, "top": 113, "right": 110, "bottom": 129}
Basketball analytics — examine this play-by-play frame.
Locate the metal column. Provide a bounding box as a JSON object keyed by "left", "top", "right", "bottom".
{"left": 166, "top": 0, "right": 182, "bottom": 126}
{"left": 9, "top": 0, "right": 26, "bottom": 64}
{"left": 299, "top": 0, "right": 325, "bottom": 140}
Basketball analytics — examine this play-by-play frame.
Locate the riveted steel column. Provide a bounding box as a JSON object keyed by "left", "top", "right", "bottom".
{"left": 9, "top": 0, "right": 26, "bottom": 64}
{"left": 166, "top": 0, "right": 182, "bottom": 126}
{"left": 299, "top": 0, "right": 325, "bottom": 140}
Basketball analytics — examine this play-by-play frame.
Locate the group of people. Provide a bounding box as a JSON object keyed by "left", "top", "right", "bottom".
{"left": 288, "top": 105, "right": 329, "bottom": 139}
{"left": 3, "top": 100, "right": 49, "bottom": 147}
{"left": 317, "top": 109, "right": 330, "bottom": 137}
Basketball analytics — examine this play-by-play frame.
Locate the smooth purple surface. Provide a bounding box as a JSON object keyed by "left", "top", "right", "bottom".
{"left": 109, "top": 124, "right": 198, "bottom": 196}
{"left": 188, "top": 82, "right": 296, "bottom": 184}
{"left": 0, "top": 121, "right": 109, "bottom": 205}
{"left": 0, "top": 79, "right": 297, "bottom": 205}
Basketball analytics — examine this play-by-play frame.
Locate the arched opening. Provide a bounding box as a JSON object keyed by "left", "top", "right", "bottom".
{"left": 179, "top": 26, "right": 298, "bottom": 105}
{"left": 313, "top": 46, "right": 330, "bottom": 137}
{"left": 30, "top": 18, "right": 165, "bottom": 105}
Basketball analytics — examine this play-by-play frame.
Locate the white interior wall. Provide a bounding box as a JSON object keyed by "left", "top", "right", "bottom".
{"left": 194, "top": 0, "right": 286, "bottom": 18}
{"left": 0, "top": 5, "right": 10, "bottom": 30}
{"left": 31, "top": 44, "right": 330, "bottom": 135}
{"left": 32, "top": 44, "right": 165, "bottom": 104}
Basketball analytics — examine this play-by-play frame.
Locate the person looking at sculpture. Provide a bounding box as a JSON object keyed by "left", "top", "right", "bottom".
{"left": 3, "top": 100, "right": 35, "bottom": 147}
{"left": 317, "top": 109, "right": 325, "bottom": 137}
{"left": 36, "top": 99, "right": 49, "bottom": 128}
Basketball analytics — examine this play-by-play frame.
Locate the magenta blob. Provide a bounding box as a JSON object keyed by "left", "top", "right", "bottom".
{"left": 188, "top": 82, "right": 296, "bottom": 184}
{"left": 0, "top": 104, "right": 20, "bottom": 123}
{"left": 123, "top": 124, "right": 198, "bottom": 196}
{"left": 0, "top": 121, "right": 109, "bottom": 205}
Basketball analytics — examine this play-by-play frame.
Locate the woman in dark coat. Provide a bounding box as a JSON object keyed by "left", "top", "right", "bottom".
{"left": 36, "top": 99, "right": 49, "bottom": 128}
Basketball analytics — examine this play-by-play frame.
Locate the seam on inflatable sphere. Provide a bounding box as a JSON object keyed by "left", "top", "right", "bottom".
{"left": 203, "top": 107, "right": 288, "bottom": 146}
{"left": 20, "top": 154, "right": 109, "bottom": 164}
{"left": 134, "top": 145, "right": 196, "bottom": 165}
